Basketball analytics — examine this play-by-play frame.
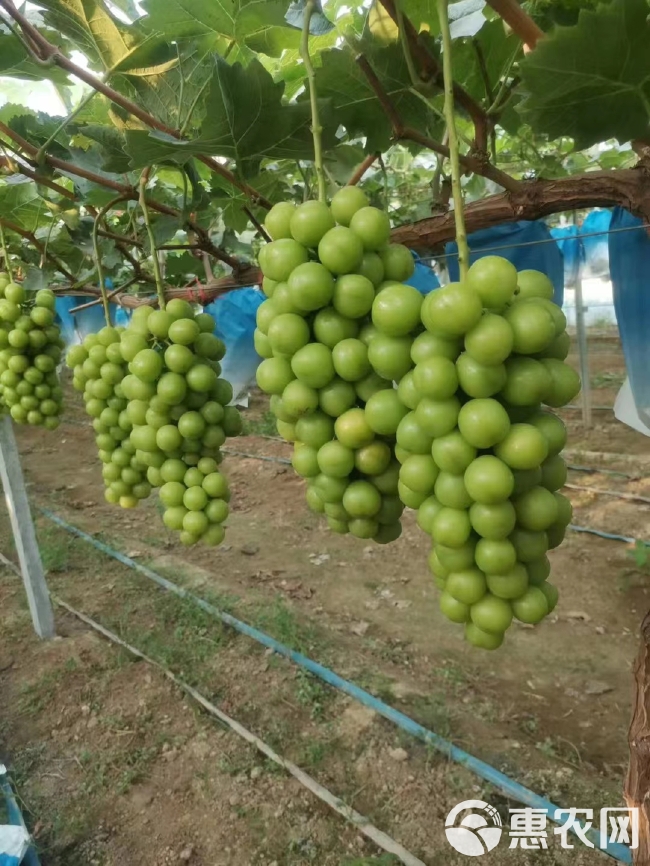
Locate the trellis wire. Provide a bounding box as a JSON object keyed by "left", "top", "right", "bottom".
{"left": 415, "top": 220, "right": 649, "bottom": 263}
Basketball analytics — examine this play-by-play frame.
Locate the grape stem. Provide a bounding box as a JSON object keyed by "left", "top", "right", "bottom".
{"left": 0, "top": 222, "right": 12, "bottom": 281}
{"left": 437, "top": 0, "right": 470, "bottom": 280}
{"left": 300, "top": 0, "right": 326, "bottom": 203}
{"left": 92, "top": 194, "right": 128, "bottom": 326}
{"left": 139, "top": 169, "right": 167, "bottom": 311}
{"left": 397, "top": 4, "right": 420, "bottom": 91}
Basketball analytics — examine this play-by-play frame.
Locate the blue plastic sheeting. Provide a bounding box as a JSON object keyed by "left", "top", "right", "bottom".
{"left": 54, "top": 296, "right": 113, "bottom": 342}
{"left": 550, "top": 225, "right": 582, "bottom": 287}
{"left": 203, "top": 288, "right": 264, "bottom": 402}
{"left": 446, "top": 220, "right": 564, "bottom": 307}
{"left": 0, "top": 767, "right": 39, "bottom": 866}
{"left": 54, "top": 279, "right": 119, "bottom": 345}
{"left": 405, "top": 252, "right": 440, "bottom": 295}
{"left": 581, "top": 209, "right": 611, "bottom": 278}
{"left": 53, "top": 296, "right": 81, "bottom": 346}
{"left": 609, "top": 207, "right": 650, "bottom": 420}
{"left": 114, "top": 306, "right": 131, "bottom": 328}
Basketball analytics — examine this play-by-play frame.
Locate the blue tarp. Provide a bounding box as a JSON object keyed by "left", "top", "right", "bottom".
{"left": 609, "top": 207, "right": 650, "bottom": 416}
{"left": 405, "top": 253, "right": 440, "bottom": 295}
{"left": 0, "top": 766, "right": 38, "bottom": 866}
{"left": 54, "top": 296, "right": 115, "bottom": 342}
{"left": 581, "top": 209, "right": 611, "bottom": 278}
{"left": 550, "top": 225, "right": 582, "bottom": 288}
{"left": 446, "top": 220, "right": 564, "bottom": 307}
{"left": 54, "top": 280, "right": 119, "bottom": 344}
{"left": 203, "top": 288, "right": 264, "bottom": 403}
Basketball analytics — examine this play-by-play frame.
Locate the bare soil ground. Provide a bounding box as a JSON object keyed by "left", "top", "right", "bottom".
{"left": 1, "top": 327, "right": 648, "bottom": 866}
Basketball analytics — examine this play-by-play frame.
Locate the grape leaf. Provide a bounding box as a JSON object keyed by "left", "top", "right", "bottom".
{"left": 116, "top": 38, "right": 215, "bottom": 133}
{"left": 324, "top": 144, "right": 368, "bottom": 184}
{"left": 55, "top": 146, "right": 129, "bottom": 206}
{"left": 45, "top": 226, "right": 89, "bottom": 272}
{"left": 0, "top": 33, "right": 70, "bottom": 83}
{"left": 76, "top": 124, "right": 131, "bottom": 173}
{"left": 122, "top": 130, "right": 194, "bottom": 168}
{"left": 210, "top": 189, "right": 251, "bottom": 233}
{"left": 284, "top": 1, "right": 334, "bottom": 35}
{"left": 314, "top": 43, "right": 443, "bottom": 152}
{"left": 199, "top": 57, "right": 335, "bottom": 163}
{"left": 367, "top": 1, "right": 399, "bottom": 42}
{"left": 148, "top": 214, "right": 183, "bottom": 251}
{"left": 453, "top": 19, "right": 521, "bottom": 104}
{"left": 530, "top": 0, "right": 613, "bottom": 30}
{"left": 0, "top": 103, "right": 38, "bottom": 125}
{"left": 164, "top": 251, "right": 205, "bottom": 283}
{"left": 518, "top": 0, "right": 650, "bottom": 147}
{"left": 140, "top": 0, "right": 301, "bottom": 57}
{"left": 36, "top": 0, "right": 143, "bottom": 71}
{"left": 22, "top": 267, "right": 50, "bottom": 291}
{"left": 0, "top": 181, "right": 51, "bottom": 233}
{"left": 260, "top": 26, "right": 339, "bottom": 99}
{"left": 124, "top": 57, "right": 336, "bottom": 170}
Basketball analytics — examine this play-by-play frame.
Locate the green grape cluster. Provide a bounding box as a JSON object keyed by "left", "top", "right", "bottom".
{"left": 67, "top": 325, "right": 149, "bottom": 509}
{"left": 256, "top": 187, "right": 420, "bottom": 544}
{"left": 256, "top": 193, "right": 581, "bottom": 648}
{"left": 0, "top": 273, "right": 64, "bottom": 429}
{"left": 67, "top": 300, "right": 242, "bottom": 547}
{"left": 409, "top": 257, "right": 580, "bottom": 649}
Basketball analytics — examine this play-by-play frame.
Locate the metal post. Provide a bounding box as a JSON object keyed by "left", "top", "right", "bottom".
{"left": 574, "top": 265, "right": 592, "bottom": 429}
{"left": 0, "top": 415, "right": 55, "bottom": 638}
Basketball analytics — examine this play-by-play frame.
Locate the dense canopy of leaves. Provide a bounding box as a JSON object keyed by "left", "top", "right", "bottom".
{"left": 0, "top": 0, "right": 645, "bottom": 300}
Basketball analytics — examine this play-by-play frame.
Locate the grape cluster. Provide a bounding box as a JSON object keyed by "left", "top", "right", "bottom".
{"left": 412, "top": 257, "right": 580, "bottom": 649}
{"left": 0, "top": 273, "right": 64, "bottom": 429}
{"left": 256, "top": 187, "right": 420, "bottom": 544}
{"left": 67, "top": 300, "right": 242, "bottom": 547}
{"left": 67, "top": 325, "right": 148, "bottom": 509}
{"left": 256, "top": 193, "right": 580, "bottom": 647}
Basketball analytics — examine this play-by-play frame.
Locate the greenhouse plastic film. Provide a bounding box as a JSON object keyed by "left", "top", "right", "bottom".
{"left": 609, "top": 207, "right": 650, "bottom": 428}
{"left": 203, "top": 288, "right": 264, "bottom": 404}
{"left": 581, "top": 209, "right": 611, "bottom": 279}
{"left": 615, "top": 378, "right": 650, "bottom": 438}
{"left": 405, "top": 252, "right": 440, "bottom": 295}
{"left": 54, "top": 280, "right": 119, "bottom": 347}
{"left": 0, "top": 826, "right": 29, "bottom": 866}
{"left": 550, "top": 224, "right": 582, "bottom": 288}
{"left": 0, "top": 765, "right": 32, "bottom": 866}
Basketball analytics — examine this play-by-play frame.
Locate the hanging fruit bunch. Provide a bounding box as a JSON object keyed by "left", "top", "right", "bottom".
{"left": 67, "top": 300, "right": 242, "bottom": 547}
{"left": 0, "top": 272, "right": 64, "bottom": 429}
{"left": 256, "top": 187, "right": 419, "bottom": 545}
{"left": 253, "top": 0, "right": 581, "bottom": 648}
{"left": 413, "top": 256, "right": 579, "bottom": 649}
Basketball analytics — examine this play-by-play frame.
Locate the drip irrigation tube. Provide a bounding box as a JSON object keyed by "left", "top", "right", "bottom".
{"left": 37, "top": 506, "right": 631, "bottom": 862}
{"left": 567, "top": 464, "right": 637, "bottom": 479}
{"left": 565, "top": 485, "right": 650, "bottom": 506}
{"left": 569, "top": 524, "right": 648, "bottom": 546}
{"left": 222, "top": 448, "right": 291, "bottom": 465}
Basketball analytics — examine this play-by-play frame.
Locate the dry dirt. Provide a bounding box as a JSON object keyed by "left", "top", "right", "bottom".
{"left": 1, "top": 327, "right": 648, "bottom": 866}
